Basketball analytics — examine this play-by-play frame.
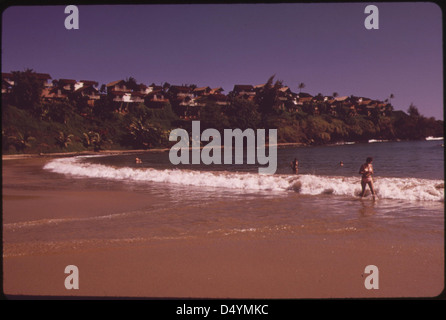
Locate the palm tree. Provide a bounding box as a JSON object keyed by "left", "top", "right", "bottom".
{"left": 332, "top": 92, "right": 339, "bottom": 98}
{"left": 8, "top": 132, "right": 36, "bottom": 152}
{"left": 83, "top": 131, "right": 110, "bottom": 151}
{"left": 298, "top": 82, "right": 305, "bottom": 93}
{"left": 10, "top": 69, "right": 44, "bottom": 111}
{"left": 56, "top": 131, "right": 74, "bottom": 149}
{"left": 162, "top": 82, "right": 171, "bottom": 92}
{"left": 128, "top": 118, "right": 165, "bottom": 148}
{"left": 389, "top": 93, "right": 394, "bottom": 105}
{"left": 256, "top": 75, "right": 283, "bottom": 115}
{"left": 407, "top": 103, "right": 420, "bottom": 117}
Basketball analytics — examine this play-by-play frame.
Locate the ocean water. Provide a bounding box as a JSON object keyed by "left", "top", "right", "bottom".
{"left": 4, "top": 140, "right": 444, "bottom": 257}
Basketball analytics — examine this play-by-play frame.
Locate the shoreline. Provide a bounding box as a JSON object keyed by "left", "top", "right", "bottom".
{"left": 4, "top": 136, "right": 443, "bottom": 161}
{"left": 1, "top": 148, "right": 171, "bottom": 161}
{"left": 3, "top": 138, "right": 432, "bottom": 161}
{"left": 1, "top": 142, "right": 307, "bottom": 161}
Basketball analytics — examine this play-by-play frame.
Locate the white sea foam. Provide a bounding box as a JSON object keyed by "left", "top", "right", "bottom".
{"left": 425, "top": 136, "right": 444, "bottom": 141}
{"left": 43, "top": 156, "right": 444, "bottom": 202}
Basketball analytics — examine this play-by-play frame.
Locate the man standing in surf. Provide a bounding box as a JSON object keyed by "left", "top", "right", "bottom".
{"left": 359, "top": 157, "right": 377, "bottom": 199}
{"left": 290, "top": 158, "right": 299, "bottom": 174}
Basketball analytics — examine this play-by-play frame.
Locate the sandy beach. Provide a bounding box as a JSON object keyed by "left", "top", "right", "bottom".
{"left": 3, "top": 235, "right": 444, "bottom": 299}
{"left": 2, "top": 154, "right": 444, "bottom": 299}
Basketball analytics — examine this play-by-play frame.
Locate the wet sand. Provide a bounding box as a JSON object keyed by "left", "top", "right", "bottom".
{"left": 2, "top": 156, "right": 444, "bottom": 299}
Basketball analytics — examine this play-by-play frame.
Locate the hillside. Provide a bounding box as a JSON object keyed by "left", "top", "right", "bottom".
{"left": 2, "top": 71, "right": 443, "bottom": 155}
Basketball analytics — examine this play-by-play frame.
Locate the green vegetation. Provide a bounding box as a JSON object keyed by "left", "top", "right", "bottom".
{"left": 2, "top": 71, "right": 443, "bottom": 154}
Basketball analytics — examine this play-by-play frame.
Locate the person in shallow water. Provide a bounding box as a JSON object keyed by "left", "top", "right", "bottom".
{"left": 290, "top": 158, "right": 299, "bottom": 174}
{"left": 359, "top": 157, "right": 377, "bottom": 199}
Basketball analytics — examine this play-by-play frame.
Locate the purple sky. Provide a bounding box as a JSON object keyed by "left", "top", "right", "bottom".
{"left": 1, "top": 3, "right": 443, "bottom": 120}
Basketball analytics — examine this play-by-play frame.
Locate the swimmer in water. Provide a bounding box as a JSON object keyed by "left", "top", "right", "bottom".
{"left": 290, "top": 158, "right": 298, "bottom": 174}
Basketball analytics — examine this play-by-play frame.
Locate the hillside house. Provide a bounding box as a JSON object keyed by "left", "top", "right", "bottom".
{"left": 135, "top": 83, "right": 151, "bottom": 95}
{"left": 41, "top": 78, "right": 76, "bottom": 101}
{"left": 106, "top": 80, "right": 130, "bottom": 93}
{"left": 74, "top": 85, "right": 101, "bottom": 106}
{"left": 148, "top": 83, "right": 163, "bottom": 93}
{"left": 334, "top": 96, "right": 349, "bottom": 103}
{"left": 233, "top": 85, "right": 256, "bottom": 99}
{"left": 279, "top": 86, "right": 291, "bottom": 94}
{"left": 57, "top": 79, "right": 77, "bottom": 92}
{"left": 210, "top": 87, "right": 224, "bottom": 95}
{"left": 2, "top": 73, "right": 14, "bottom": 94}
{"left": 109, "top": 90, "right": 127, "bottom": 103}
{"left": 358, "top": 97, "right": 372, "bottom": 105}
{"left": 192, "top": 96, "right": 207, "bottom": 107}
{"left": 1, "top": 72, "right": 51, "bottom": 89}
{"left": 130, "top": 92, "right": 145, "bottom": 104}
{"left": 75, "top": 80, "right": 99, "bottom": 91}
{"left": 145, "top": 90, "right": 169, "bottom": 108}
{"left": 108, "top": 92, "right": 142, "bottom": 104}
{"left": 193, "top": 86, "right": 211, "bottom": 97}
{"left": 169, "top": 85, "right": 194, "bottom": 98}
{"left": 178, "top": 98, "right": 201, "bottom": 119}
{"left": 177, "top": 96, "right": 199, "bottom": 107}
{"left": 36, "top": 73, "right": 52, "bottom": 88}
{"left": 297, "top": 92, "right": 313, "bottom": 104}
{"left": 312, "top": 93, "right": 324, "bottom": 102}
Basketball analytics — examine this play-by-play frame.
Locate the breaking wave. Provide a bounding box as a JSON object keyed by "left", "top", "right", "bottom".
{"left": 43, "top": 156, "right": 444, "bottom": 202}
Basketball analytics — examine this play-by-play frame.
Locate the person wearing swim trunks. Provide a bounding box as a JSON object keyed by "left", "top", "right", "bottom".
{"left": 290, "top": 158, "right": 298, "bottom": 174}
{"left": 359, "top": 157, "right": 377, "bottom": 198}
